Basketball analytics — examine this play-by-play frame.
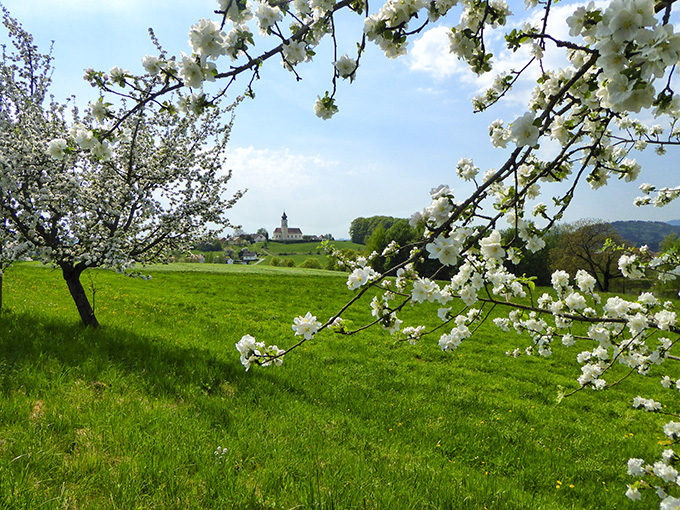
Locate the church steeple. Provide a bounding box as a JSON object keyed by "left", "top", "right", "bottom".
{"left": 281, "top": 211, "right": 288, "bottom": 240}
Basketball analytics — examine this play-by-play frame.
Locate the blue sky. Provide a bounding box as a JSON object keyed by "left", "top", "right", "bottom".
{"left": 3, "top": 0, "right": 679, "bottom": 239}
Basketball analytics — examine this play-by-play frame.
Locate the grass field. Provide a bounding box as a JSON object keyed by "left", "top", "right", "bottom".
{"left": 0, "top": 262, "right": 675, "bottom": 509}
{"left": 254, "top": 240, "right": 364, "bottom": 255}
{"left": 252, "top": 240, "right": 364, "bottom": 267}
{"left": 188, "top": 240, "right": 364, "bottom": 268}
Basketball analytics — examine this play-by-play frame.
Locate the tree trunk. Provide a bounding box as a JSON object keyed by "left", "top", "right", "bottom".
{"left": 62, "top": 265, "right": 99, "bottom": 328}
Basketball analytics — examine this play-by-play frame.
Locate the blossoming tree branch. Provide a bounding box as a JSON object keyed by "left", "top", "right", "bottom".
{"left": 34, "top": 0, "right": 680, "bottom": 505}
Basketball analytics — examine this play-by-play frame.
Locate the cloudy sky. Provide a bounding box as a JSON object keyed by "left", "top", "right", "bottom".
{"left": 3, "top": 0, "right": 678, "bottom": 239}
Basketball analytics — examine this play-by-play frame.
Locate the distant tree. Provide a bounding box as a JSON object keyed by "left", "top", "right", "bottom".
{"left": 366, "top": 219, "right": 421, "bottom": 274}
{"left": 270, "top": 257, "right": 281, "bottom": 267}
{"left": 194, "top": 237, "right": 223, "bottom": 252}
{"left": 365, "top": 223, "right": 388, "bottom": 272}
{"left": 348, "top": 217, "right": 369, "bottom": 244}
{"left": 385, "top": 220, "right": 419, "bottom": 247}
{"left": 257, "top": 227, "right": 269, "bottom": 240}
{"left": 349, "top": 216, "right": 403, "bottom": 245}
{"left": 550, "top": 220, "right": 626, "bottom": 292}
{"left": 660, "top": 232, "right": 680, "bottom": 253}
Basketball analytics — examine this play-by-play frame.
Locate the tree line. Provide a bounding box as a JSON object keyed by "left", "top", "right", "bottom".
{"left": 347, "top": 216, "right": 680, "bottom": 296}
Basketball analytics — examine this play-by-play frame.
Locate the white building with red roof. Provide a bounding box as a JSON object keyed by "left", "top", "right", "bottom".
{"left": 272, "top": 212, "right": 303, "bottom": 241}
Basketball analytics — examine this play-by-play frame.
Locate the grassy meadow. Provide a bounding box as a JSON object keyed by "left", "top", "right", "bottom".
{"left": 255, "top": 240, "right": 363, "bottom": 267}
{"left": 189, "top": 240, "right": 363, "bottom": 268}
{"left": 0, "top": 262, "right": 676, "bottom": 509}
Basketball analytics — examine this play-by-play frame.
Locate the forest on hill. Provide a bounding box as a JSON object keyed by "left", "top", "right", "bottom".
{"left": 610, "top": 220, "right": 680, "bottom": 251}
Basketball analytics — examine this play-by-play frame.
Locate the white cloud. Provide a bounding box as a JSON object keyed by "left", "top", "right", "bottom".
{"left": 408, "top": 26, "right": 465, "bottom": 79}
{"left": 224, "top": 146, "right": 340, "bottom": 194}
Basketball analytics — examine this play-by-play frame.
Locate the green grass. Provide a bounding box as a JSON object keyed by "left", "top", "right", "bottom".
{"left": 250, "top": 240, "right": 363, "bottom": 268}
{"left": 0, "top": 262, "right": 676, "bottom": 509}
{"left": 187, "top": 241, "right": 363, "bottom": 268}
{"left": 254, "top": 240, "right": 364, "bottom": 255}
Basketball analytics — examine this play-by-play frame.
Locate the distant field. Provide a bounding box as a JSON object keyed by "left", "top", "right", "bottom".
{"left": 253, "top": 240, "right": 364, "bottom": 254}
{"left": 250, "top": 240, "right": 364, "bottom": 268}
{"left": 185, "top": 240, "right": 364, "bottom": 269}
{"left": 149, "top": 261, "right": 339, "bottom": 277}
{"left": 0, "top": 262, "right": 674, "bottom": 509}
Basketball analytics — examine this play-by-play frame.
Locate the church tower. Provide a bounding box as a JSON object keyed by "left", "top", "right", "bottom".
{"left": 281, "top": 212, "right": 288, "bottom": 241}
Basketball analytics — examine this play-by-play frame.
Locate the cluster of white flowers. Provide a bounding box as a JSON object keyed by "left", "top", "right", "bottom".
{"left": 637, "top": 183, "right": 680, "bottom": 208}
{"left": 214, "top": 445, "right": 228, "bottom": 463}
{"left": 632, "top": 396, "right": 663, "bottom": 412}
{"left": 439, "top": 308, "right": 480, "bottom": 351}
{"left": 401, "top": 325, "right": 427, "bottom": 344}
{"left": 363, "top": 0, "right": 427, "bottom": 58}
{"left": 370, "top": 296, "right": 402, "bottom": 334}
{"left": 313, "top": 95, "right": 339, "bottom": 120}
{"left": 235, "top": 334, "right": 286, "bottom": 371}
{"left": 456, "top": 157, "right": 478, "bottom": 181}
{"left": 448, "top": 0, "right": 512, "bottom": 74}
{"left": 347, "top": 265, "right": 379, "bottom": 290}
{"left": 426, "top": 229, "right": 466, "bottom": 267}
{"left": 291, "top": 312, "right": 323, "bottom": 340}
{"left": 334, "top": 55, "right": 357, "bottom": 79}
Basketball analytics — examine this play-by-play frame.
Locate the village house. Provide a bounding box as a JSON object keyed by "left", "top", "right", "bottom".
{"left": 240, "top": 249, "right": 258, "bottom": 263}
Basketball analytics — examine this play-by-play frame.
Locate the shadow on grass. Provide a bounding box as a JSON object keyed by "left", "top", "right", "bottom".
{"left": 0, "top": 310, "right": 245, "bottom": 399}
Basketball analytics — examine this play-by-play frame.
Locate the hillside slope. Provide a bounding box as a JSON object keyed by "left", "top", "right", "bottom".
{"left": 610, "top": 220, "right": 680, "bottom": 251}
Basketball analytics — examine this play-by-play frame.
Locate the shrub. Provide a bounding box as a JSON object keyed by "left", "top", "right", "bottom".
{"left": 282, "top": 258, "right": 295, "bottom": 267}
{"left": 300, "top": 258, "right": 322, "bottom": 269}
{"left": 270, "top": 257, "right": 281, "bottom": 267}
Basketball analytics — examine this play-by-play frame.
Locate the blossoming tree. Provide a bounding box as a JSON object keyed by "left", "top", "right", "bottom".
{"left": 41, "top": 0, "right": 680, "bottom": 505}
{"left": 0, "top": 220, "right": 23, "bottom": 313}
{"left": 0, "top": 8, "right": 243, "bottom": 327}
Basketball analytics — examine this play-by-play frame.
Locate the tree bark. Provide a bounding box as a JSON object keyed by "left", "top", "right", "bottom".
{"left": 62, "top": 264, "right": 99, "bottom": 328}
{"left": 602, "top": 272, "right": 610, "bottom": 292}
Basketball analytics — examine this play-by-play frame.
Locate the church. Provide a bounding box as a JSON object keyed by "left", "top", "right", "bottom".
{"left": 272, "top": 212, "right": 303, "bottom": 241}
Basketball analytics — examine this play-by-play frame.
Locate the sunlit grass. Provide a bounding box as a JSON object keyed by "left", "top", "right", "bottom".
{"left": 0, "top": 262, "right": 676, "bottom": 509}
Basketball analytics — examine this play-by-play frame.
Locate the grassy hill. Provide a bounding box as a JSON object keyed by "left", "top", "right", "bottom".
{"left": 253, "top": 239, "right": 363, "bottom": 254}
{"left": 248, "top": 240, "right": 364, "bottom": 268}
{"left": 0, "top": 262, "right": 671, "bottom": 509}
